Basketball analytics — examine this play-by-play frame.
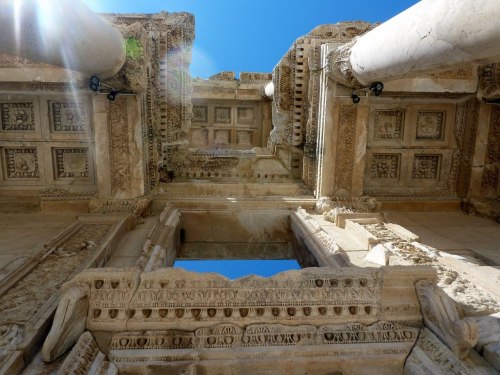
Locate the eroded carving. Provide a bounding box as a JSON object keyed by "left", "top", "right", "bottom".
{"left": 42, "top": 284, "right": 90, "bottom": 362}
{"left": 415, "top": 280, "right": 478, "bottom": 359}
{"left": 404, "top": 328, "right": 472, "bottom": 375}
{"left": 89, "top": 197, "right": 151, "bottom": 224}
{"left": 58, "top": 331, "right": 117, "bottom": 375}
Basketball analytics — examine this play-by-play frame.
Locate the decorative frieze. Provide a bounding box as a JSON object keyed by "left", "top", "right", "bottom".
{"left": 4, "top": 147, "right": 39, "bottom": 179}
{"left": 39, "top": 188, "right": 96, "bottom": 201}
{"left": 108, "top": 321, "right": 417, "bottom": 353}
{"left": 0, "top": 102, "right": 35, "bottom": 131}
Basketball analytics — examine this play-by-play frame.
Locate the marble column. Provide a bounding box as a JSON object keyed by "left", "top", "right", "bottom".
{"left": 0, "top": 0, "right": 125, "bottom": 78}
{"left": 333, "top": 0, "right": 500, "bottom": 86}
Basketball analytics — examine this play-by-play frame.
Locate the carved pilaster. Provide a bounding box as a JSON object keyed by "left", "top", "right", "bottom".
{"left": 334, "top": 105, "right": 357, "bottom": 193}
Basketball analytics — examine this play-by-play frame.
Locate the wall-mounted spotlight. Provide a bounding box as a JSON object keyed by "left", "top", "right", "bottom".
{"left": 370, "top": 82, "right": 384, "bottom": 96}
{"left": 89, "top": 75, "right": 100, "bottom": 91}
{"left": 107, "top": 90, "right": 118, "bottom": 101}
{"left": 351, "top": 81, "right": 384, "bottom": 104}
{"left": 88, "top": 75, "right": 119, "bottom": 101}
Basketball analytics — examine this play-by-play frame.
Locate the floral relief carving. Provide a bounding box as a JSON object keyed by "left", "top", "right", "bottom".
{"left": 370, "top": 154, "right": 400, "bottom": 179}
{"left": 0, "top": 102, "right": 35, "bottom": 131}
{"left": 335, "top": 106, "right": 357, "bottom": 191}
{"left": 4, "top": 147, "right": 39, "bottom": 179}
{"left": 373, "top": 110, "right": 404, "bottom": 140}
{"left": 412, "top": 155, "right": 441, "bottom": 179}
{"left": 108, "top": 97, "right": 131, "bottom": 194}
{"left": 50, "top": 101, "right": 86, "bottom": 132}
{"left": 416, "top": 111, "right": 444, "bottom": 141}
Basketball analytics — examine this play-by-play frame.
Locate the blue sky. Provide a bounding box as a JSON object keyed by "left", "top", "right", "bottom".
{"left": 85, "top": 0, "right": 420, "bottom": 78}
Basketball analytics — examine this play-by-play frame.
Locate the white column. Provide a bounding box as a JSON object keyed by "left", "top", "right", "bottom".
{"left": 349, "top": 0, "right": 500, "bottom": 85}
{"left": 0, "top": 0, "right": 125, "bottom": 78}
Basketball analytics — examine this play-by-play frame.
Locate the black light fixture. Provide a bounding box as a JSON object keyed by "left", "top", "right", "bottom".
{"left": 89, "top": 75, "right": 119, "bottom": 101}
{"left": 351, "top": 94, "right": 361, "bottom": 103}
{"left": 89, "top": 75, "right": 100, "bottom": 91}
{"left": 350, "top": 81, "right": 384, "bottom": 103}
{"left": 107, "top": 90, "right": 118, "bottom": 101}
{"left": 370, "top": 82, "right": 384, "bottom": 96}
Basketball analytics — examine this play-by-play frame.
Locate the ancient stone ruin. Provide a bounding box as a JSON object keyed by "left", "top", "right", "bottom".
{"left": 0, "top": 0, "right": 499, "bottom": 374}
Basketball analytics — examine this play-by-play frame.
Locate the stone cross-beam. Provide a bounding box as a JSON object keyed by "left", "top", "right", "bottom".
{"left": 0, "top": 0, "right": 126, "bottom": 78}
{"left": 330, "top": 0, "right": 500, "bottom": 87}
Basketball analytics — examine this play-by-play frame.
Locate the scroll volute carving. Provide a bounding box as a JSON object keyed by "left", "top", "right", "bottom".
{"left": 42, "top": 282, "right": 90, "bottom": 362}
{"left": 415, "top": 280, "right": 478, "bottom": 359}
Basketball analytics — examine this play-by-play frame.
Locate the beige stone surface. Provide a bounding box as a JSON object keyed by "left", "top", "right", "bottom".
{"left": 0, "top": 214, "right": 75, "bottom": 271}
{"left": 106, "top": 215, "right": 157, "bottom": 268}
{"left": 2, "top": 1, "right": 500, "bottom": 373}
{"left": 385, "top": 211, "right": 500, "bottom": 266}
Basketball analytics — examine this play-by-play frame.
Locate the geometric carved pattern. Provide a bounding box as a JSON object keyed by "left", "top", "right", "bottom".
{"left": 237, "top": 107, "right": 255, "bottom": 125}
{"left": 0, "top": 102, "right": 35, "bottom": 131}
{"left": 215, "top": 107, "right": 231, "bottom": 124}
{"left": 370, "top": 154, "right": 400, "bottom": 179}
{"left": 373, "top": 110, "right": 404, "bottom": 140}
{"left": 192, "top": 106, "right": 208, "bottom": 123}
{"left": 108, "top": 321, "right": 417, "bottom": 352}
{"left": 54, "top": 148, "right": 89, "bottom": 179}
{"left": 412, "top": 155, "right": 441, "bottom": 179}
{"left": 4, "top": 148, "right": 39, "bottom": 179}
{"left": 83, "top": 268, "right": 382, "bottom": 331}
{"left": 50, "top": 101, "right": 86, "bottom": 132}
{"left": 416, "top": 111, "right": 445, "bottom": 140}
